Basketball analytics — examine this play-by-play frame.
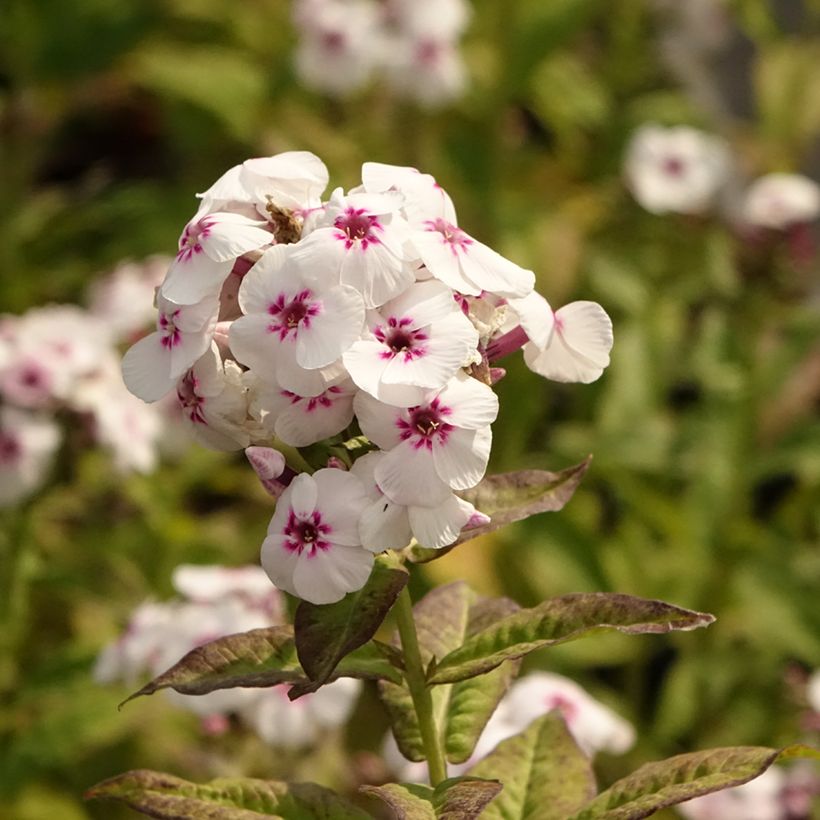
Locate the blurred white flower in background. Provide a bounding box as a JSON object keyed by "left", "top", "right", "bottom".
{"left": 676, "top": 766, "right": 786, "bottom": 820}
{"left": 742, "top": 173, "right": 820, "bottom": 231}
{"left": 0, "top": 407, "right": 60, "bottom": 506}
{"left": 624, "top": 124, "right": 730, "bottom": 215}
{"left": 95, "top": 563, "right": 362, "bottom": 747}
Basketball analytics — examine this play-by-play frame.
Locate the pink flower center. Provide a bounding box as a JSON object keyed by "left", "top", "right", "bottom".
{"left": 267, "top": 290, "right": 321, "bottom": 340}
{"left": 0, "top": 432, "right": 22, "bottom": 465}
{"left": 661, "top": 156, "right": 685, "bottom": 177}
{"left": 416, "top": 39, "right": 442, "bottom": 66}
{"left": 334, "top": 207, "right": 382, "bottom": 250}
{"left": 544, "top": 694, "right": 579, "bottom": 723}
{"left": 177, "top": 218, "right": 213, "bottom": 261}
{"left": 424, "top": 218, "right": 472, "bottom": 254}
{"left": 398, "top": 398, "right": 454, "bottom": 449}
{"left": 176, "top": 370, "right": 207, "bottom": 424}
{"left": 322, "top": 30, "right": 346, "bottom": 53}
{"left": 158, "top": 310, "right": 182, "bottom": 348}
{"left": 283, "top": 510, "right": 332, "bottom": 556}
{"left": 281, "top": 385, "right": 343, "bottom": 412}
{"left": 374, "top": 316, "right": 428, "bottom": 361}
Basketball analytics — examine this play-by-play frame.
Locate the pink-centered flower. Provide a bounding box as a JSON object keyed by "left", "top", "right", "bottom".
{"left": 742, "top": 173, "right": 820, "bottom": 231}
{"left": 250, "top": 373, "right": 357, "bottom": 447}
{"left": 351, "top": 451, "right": 488, "bottom": 550}
{"left": 354, "top": 372, "right": 498, "bottom": 506}
{"left": 160, "top": 210, "right": 272, "bottom": 305}
{"left": 343, "top": 280, "right": 479, "bottom": 407}
{"left": 261, "top": 469, "right": 372, "bottom": 604}
{"left": 291, "top": 187, "right": 415, "bottom": 308}
{"left": 0, "top": 406, "right": 60, "bottom": 507}
{"left": 362, "top": 163, "right": 534, "bottom": 298}
{"left": 229, "top": 245, "right": 364, "bottom": 396}
{"left": 506, "top": 292, "right": 613, "bottom": 384}
{"left": 122, "top": 291, "right": 219, "bottom": 402}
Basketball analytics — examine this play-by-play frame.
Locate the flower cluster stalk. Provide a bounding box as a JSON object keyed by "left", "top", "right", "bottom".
{"left": 393, "top": 586, "right": 448, "bottom": 786}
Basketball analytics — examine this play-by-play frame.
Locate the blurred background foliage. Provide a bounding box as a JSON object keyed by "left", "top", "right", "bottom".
{"left": 1, "top": 0, "right": 820, "bottom": 817}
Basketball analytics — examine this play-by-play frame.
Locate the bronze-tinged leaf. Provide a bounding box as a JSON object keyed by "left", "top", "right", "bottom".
{"left": 467, "top": 712, "right": 596, "bottom": 820}
{"left": 427, "top": 593, "right": 715, "bottom": 684}
{"left": 361, "top": 778, "right": 502, "bottom": 820}
{"left": 294, "top": 554, "right": 408, "bottom": 694}
{"left": 121, "top": 626, "right": 401, "bottom": 707}
{"left": 568, "top": 744, "right": 820, "bottom": 820}
{"left": 408, "top": 459, "right": 591, "bottom": 564}
{"left": 377, "top": 583, "right": 520, "bottom": 764}
{"left": 85, "top": 769, "right": 371, "bottom": 819}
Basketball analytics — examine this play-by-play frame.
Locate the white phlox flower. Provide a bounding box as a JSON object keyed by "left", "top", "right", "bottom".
{"left": 176, "top": 343, "right": 251, "bottom": 451}
{"left": 87, "top": 256, "right": 169, "bottom": 343}
{"left": 261, "top": 469, "right": 373, "bottom": 604}
{"left": 363, "top": 166, "right": 534, "bottom": 298}
{"left": 291, "top": 187, "right": 416, "bottom": 308}
{"left": 160, "top": 209, "right": 273, "bottom": 305}
{"left": 343, "top": 280, "right": 479, "bottom": 407}
{"left": 506, "top": 291, "right": 614, "bottom": 384}
{"left": 93, "top": 390, "right": 163, "bottom": 473}
{"left": 676, "top": 766, "right": 787, "bottom": 820}
{"left": 0, "top": 407, "right": 60, "bottom": 507}
{"left": 354, "top": 371, "right": 498, "bottom": 507}
{"left": 351, "top": 451, "right": 488, "bottom": 550}
{"left": 494, "top": 672, "right": 636, "bottom": 757}
{"left": 292, "top": 0, "right": 382, "bottom": 97}
{"left": 239, "top": 677, "right": 361, "bottom": 748}
{"left": 742, "top": 173, "right": 820, "bottom": 231}
{"left": 229, "top": 244, "right": 364, "bottom": 395}
{"left": 624, "top": 124, "right": 730, "bottom": 215}
{"left": 249, "top": 372, "right": 357, "bottom": 448}
{"left": 172, "top": 563, "right": 282, "bottom": 619}
{"left": 122, "top": 291, "right": 219, "bottom": 403}
{"left": 383, "top": 0, "right": 471, "bottom": 40}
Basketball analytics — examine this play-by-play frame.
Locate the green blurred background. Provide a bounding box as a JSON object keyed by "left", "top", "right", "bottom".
{"left": 2, "top": 0, "right": 819, "bottom": 817}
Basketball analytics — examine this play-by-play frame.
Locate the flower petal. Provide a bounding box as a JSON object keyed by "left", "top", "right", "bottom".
{"left": 437, "top": 372, "right": 499, "bottom": 430}
{"left": 292, "top": 544, "right": 374, "bottom": 604}
{"left": 289, "top": 472, "right": 319, "bottom": 520}
{"left": 432, "top": 425, "right": 492, "bottom": 490}
{"left": 121, "top": 334, "right": 177, "bottom": 402}
{"left": 312, "top": 467, "right": 369, "bottom": 546}
{"left": 359, "top": 497, "right": 413, "bottom": 552}
{"left": 408, "top": 493, "right": 472, "bottom": 548}
{"left": 295, "top": 285, "right": 364, "bottom": 369}
{"left": 353, "top": 392, "right": 404, "bottom": 450}
{"left": 375, "top": 439, "right": 452, "bottom": 506}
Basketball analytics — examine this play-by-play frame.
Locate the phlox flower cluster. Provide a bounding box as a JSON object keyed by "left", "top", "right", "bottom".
{"left": 0, "top": 257, "right": 177, "bottom": 507}
{"left": 292, "top": 0, "right": 470, "bottom": 107}
{"left": 122, "top": 151, "right": 614, "bottom": 605}
{"left": 624, "top": 124, "right": 820, "bottom": 232}
{"left": 95, "top": 564, "right": 361, "bottom": 746}
{"left": 385, "top": 671, "right": 636, "bottom": 782}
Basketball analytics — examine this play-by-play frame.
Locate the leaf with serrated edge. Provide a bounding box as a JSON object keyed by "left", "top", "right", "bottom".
{"left": 408, "top": 458, "right": 591, "bottom": 564}
{"left": 121, "top": 626, "right": 401, "bottom": 707}
{"left": 294, "top": 554, "right": 408, "bottom": 694}
{"left": 377, "top": 582, "right": 520, "bottom": 763}
{"left": 361, "top": 778, "right": 502, "bottom": 820}
{"left": 428, "top": 593, "right": 715, "bottom": 684}
{"left": 85, "top": 769, "right": 371, "bottom": 819}
{"left": 568, "top": 745, "right": 820, "bottom": 820}
{"left": 467, "top": 712, "right": 596, "bottom": 820}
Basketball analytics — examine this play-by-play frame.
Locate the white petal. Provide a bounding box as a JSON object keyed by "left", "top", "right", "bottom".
{"left": 161, "top": 255, "right": 232, "bottom": 305}
{"left": 289, "top": 473, "right": 319, "bottom": 519}
{"left": 166, "top": 293, "right": 220, "bottom": 333}
{"left": 555, "top": 301, "right": 613, "bottom": 367}
{"left": 274, "top": 390, "right": 355, "bottom": 447}
{"left": 276, "top": 353, "right": 346, "bottom": 397}
{"left": 359, "top": 496, "right": 413, "bottom": 552}
{"left": 295, "top": 285, "right": 364, "bottom": 369}
{"left": 508, "top": 291, "right": 555, "bottom": 350}
{"left": 375, "top": 440, "right": 452, "bottom": 506}
{"left": 408, "top": 494, "right": 472, "bottom": 548}
{"left": 121, "top": 334, "right": 176, "bottom": 402}
{"left": 237, "top": 245, "right": 298, "bottom": 315}
{"left": 413, "top": 231, "right": 481, "bottom": 295}
{"left": 353, "top": 392, "right": 404, "bottom": 450}
{"left": 229, "top": 314, "right": 281, "bottom": 375}
{"left": 432, "top": 425, "right": 492, "bottom": 490}
{"left": 201, "top": 212, "right": 272, "bottom": 262}
{"left": 438, "top": 373, "right": 499, "bottom": 430}
{"left": 311, "top": 468, "right": 369, "bottom": 546}
{"left": 260, "top": 533, "right": 301, "bottom": 597}
{"left": 384, "top": 279, "right": 458, "bottom": 327}
{"left": 169, "top": 329, "right": 213, "bottom": 378}
{"left": 343, "top": 339, "right": 392, "bottom": 395}
{"left": 458, "top": 241, "right": 534, "bottom": 299}
{"left": 292, "top": 544, "right": 374, "bottom": 604}
{"left": 196, "top": 164, "right": 247, "bottom": 205}
{"left": 340, "top": 242, "right": 414, "bottom": 309}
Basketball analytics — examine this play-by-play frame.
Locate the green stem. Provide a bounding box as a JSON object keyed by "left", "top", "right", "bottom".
{"left": 394, "top": 586, "right": 448, "bottom": 787}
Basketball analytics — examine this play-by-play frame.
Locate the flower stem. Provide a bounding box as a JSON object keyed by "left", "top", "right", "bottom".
{"left": 394, "top": 586, "right": 448, "bottom": 786}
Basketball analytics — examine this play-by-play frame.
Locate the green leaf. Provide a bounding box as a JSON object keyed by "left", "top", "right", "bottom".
{"left": 377, "top": 583, "right": 520, "bottom": 763}
{"left": 467, "top": 712, "right": 596, "bottom": 819}
{"left": 361, "top": 777, "right": 502, "bottom": 820}
{"left": 85, "top": 769, "right": 372, "bottom": 819}
{"left": 427, "top": 593, "right": 715, "bottom": 684}
{"left": 408, "top": 459, "right": 591, "bottom": 564}
{"left": 568, "top": 745, "right": 820, "bottom": 819}
{"left": 121, "top": 625, "right": 401, "bottom": 706}
{"left": 294, "top": 554, "right": 409, "bottom": 694}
